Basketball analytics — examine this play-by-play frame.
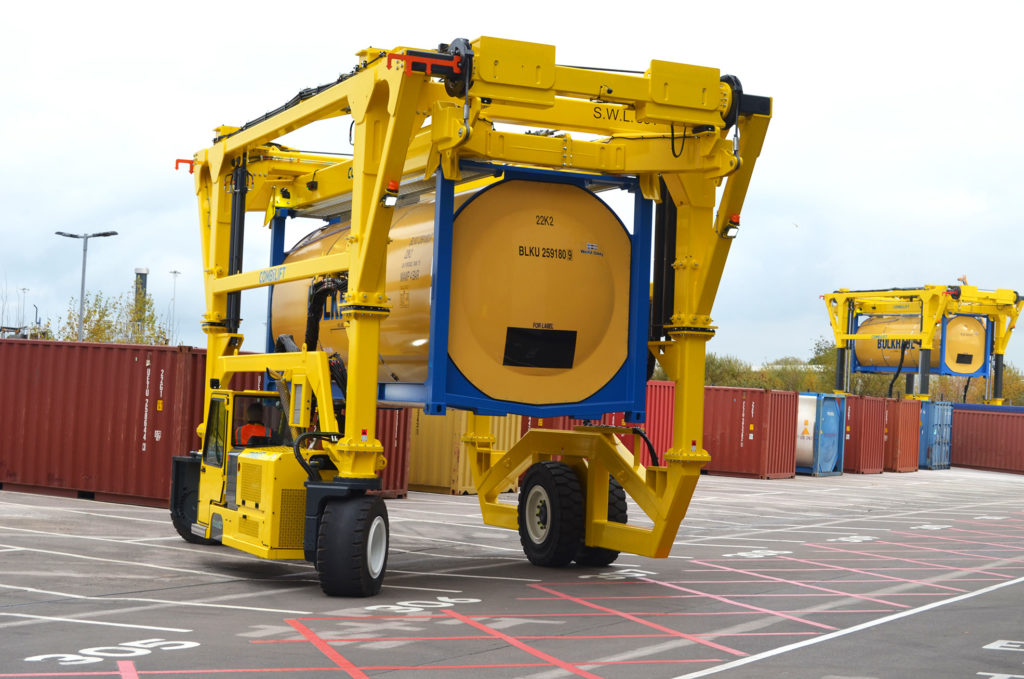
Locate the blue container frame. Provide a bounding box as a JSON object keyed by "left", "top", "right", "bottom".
{"left": 796, "top": 392, "right": 846, "bottom": 477}
{"left": 850, "top": 313, "right": 993, "bottom": 379}
{"left": 347, "top": 162, "right": 652, "bottom": 421}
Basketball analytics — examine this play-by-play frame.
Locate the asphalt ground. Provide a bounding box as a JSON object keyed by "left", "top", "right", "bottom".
{"left": 1, "top": 467, "right": 1023, "bottom": 679}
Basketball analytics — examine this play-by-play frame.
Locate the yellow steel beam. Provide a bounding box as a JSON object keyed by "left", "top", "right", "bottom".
{"left": 210, "top": 254, "right": 350, "bottom": 296}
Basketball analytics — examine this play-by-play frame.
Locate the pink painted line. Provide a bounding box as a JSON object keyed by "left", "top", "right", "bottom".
{"left": 776, "top": 554, "right": 967, "bottom": 593}
{"left": 641, "top": 578, "right": 837, "bottom": 630}
{"left": 878, "top": 540, "right": 1021, "bottom": 570}
{"left": 812, "top": 542, "right": 1012, "bottom": 578}
{"left": 115, "top": 664, "right": 138, "bottom": 679}
{"left": 442, "top": 608, "right": 604, "bottom": 678}
{"left": 944, "top": 526, "right": 1024, "bottom": 539}
{"left": 286, "top": 618, "right": 368, "bottom": 679}
{"left": 690, "top": 560, "right": 909, "bottom": 609}
{"left": 894, "top": 530, "right": 1024, "bottom": 551}
{"left": 529, "top": 583, "right": 748, "bottom": 656}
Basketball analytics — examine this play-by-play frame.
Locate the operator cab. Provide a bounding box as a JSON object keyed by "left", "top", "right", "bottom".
{"left": 231, "top": 393, "right": 293, "bottom": 448}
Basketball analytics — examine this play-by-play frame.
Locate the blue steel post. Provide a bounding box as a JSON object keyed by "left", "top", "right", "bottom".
{"left": 265, "top": 209, "right": 290, "bottom": 353}
{"left": 626, "top": 188, "right": 653, "bottom": 422}
{"left": 424, "top": 170, "right": 455, "bottom": 415}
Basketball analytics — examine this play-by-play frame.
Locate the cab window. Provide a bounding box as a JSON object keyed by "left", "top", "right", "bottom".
{"left": 203, "top": 398, "right": 228, "bottom": 466}
{"left": 232, "top": 395, "right": 293, "bottom": 447}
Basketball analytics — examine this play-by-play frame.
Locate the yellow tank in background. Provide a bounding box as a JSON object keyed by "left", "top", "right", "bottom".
{"left": 272, "top": 179, "right": 631, "bottom": 405}
{"left": 853, "top": 314, "right": 986, "bottom": 375}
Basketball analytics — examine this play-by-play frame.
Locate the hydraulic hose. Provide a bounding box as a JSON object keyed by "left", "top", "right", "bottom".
{"left": 888, "top": 341, "right": 910, "bottom": 398}
{"left": 293, "top": 431, "right": 341, "bottom": 483}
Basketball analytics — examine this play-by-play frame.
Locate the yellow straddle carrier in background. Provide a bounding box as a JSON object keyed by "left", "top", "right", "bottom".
{"left": 824, "top": 285, "right": 1022, "bottom": 403}
{"left": 169, "top": 36, "right": 773, "bottom": 596}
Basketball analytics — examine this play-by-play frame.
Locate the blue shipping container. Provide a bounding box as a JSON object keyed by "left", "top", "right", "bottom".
{"left": 796, "top": 393, "right": 845, "bottom": 476}
{"left": 919, "top": 401, "right": 953, "bottom": 469}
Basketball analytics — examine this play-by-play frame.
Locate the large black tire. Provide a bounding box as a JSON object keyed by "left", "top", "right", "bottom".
{"left": 575, "top": 477, "right": 627, "bottom": 567}
{"left": 517, "top": 461, "right": 584, "bottom": 567}
{"left": 170, "top": 486, "right": 219, "bottom": 546}
{"left": 317, "top": 495, "right": 389, "bottom": 597}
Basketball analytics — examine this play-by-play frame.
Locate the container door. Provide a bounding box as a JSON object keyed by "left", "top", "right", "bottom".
{"left": 199, "top": 396, "right": 230, "bottom": 517}
{"left": 815, "top": 396, "right": 842, "bottom": 473}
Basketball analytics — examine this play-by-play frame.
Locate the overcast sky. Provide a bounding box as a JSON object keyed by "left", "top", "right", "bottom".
{"left": 2, "top": 1, "right": 1022, "bottom": 369}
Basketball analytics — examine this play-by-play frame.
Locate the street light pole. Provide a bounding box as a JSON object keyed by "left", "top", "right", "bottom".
{"left": 55, "top": 231, "right": 118, "bottom": 341}
{"left": 169, "top": 269, "right": 181, "bottom": 345}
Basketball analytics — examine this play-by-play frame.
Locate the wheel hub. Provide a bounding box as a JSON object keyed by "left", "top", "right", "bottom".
{"left": 366, "top": 515, "right": 387, "bottom": 579}
{"left": 525, "top": 485, "right": 551, "bottom": 544}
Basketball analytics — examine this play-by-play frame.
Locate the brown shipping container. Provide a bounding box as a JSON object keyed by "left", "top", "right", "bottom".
{"left": 703, "top": 387, "right": 797, "bottom": 479}
{"left": 0, "top": 340, "right": 407, "bottom": 504}
{"left": 884, "top": 398, "right": 921, "bottom": 472}
{"left": 951, "top": 409, "right": 1024, "bottom": 474}
{"left": 843, "top": 395, "right": 885, "bottom": 474}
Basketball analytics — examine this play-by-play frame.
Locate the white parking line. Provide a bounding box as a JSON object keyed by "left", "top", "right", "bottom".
{"left": 0, "top": 543, "right": 236, "bottom": 578}
{"left": 0, "top": 584, "right": 313, "bottom": 614}
{"left": 0, "top": 613, "right": 191, "bottom": 632}
{"left": 671, "top": 573, "right": 1024, "bottom": 678}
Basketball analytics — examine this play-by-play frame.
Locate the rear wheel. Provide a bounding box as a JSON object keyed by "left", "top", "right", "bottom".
{"left": 170, "top": 486, "right": 219, "bottom": 546}
{"left": 317, "top": 495, "right": 389, "bottom": 597}
{"left": 517, "top": 461, "right": 584, "bottom": 567}
{"left": 574, "top": 477, "right": 627, "bottom": 567}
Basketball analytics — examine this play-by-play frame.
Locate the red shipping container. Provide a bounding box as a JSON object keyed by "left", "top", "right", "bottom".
{"left": 951, "top": 409, "right": 1024, "bottom": 474}
{"left": 884, "top": 398, "right": 921, "bottom": 472}
{"left": 0, "top": 340, "right": 212, "bottom": 506}
{"left": 373, "top": 408, "right": 411, "bottom": 498}
{"left": 843, "top": 395, "right": 885, "bottom": 474}
{"left": 518, "top": 381, "right": 676, "bottom": 466}
{"left": 703, "top": 387, "right": 797, "bottom": 479}
{"left": 0, "top": 339, "right": 408, "bottom": 505}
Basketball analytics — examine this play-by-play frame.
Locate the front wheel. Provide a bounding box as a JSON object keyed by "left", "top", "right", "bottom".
{"left": 517, "top": 461, "right": 584, "bottom": 567}
{"left": 317, "top": 495, "right": 389, "bottom": 597}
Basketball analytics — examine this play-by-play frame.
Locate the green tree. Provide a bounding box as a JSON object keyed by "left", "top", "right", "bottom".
{"left": 704, "top": 353, "right": 753, "bottom": 386}
{"left": 55, "top": 289, "right": 169, "bottom": 344}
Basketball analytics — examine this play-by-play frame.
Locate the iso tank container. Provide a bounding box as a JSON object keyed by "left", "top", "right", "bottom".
{"left": 795, "top": 393, "right": 845, "bottom": 476}
{"left": 884, "top": 398, "right": 921, "bottom": 472}
{"left": 951, "top": 403, "right": 1024, "bottom": 474}
{"left": 918, "top": 401, "right": 953, "bottom": 470}
{"left": 0, "top": 340, "right": 409, "bottom": 504}
{"left": 408, "top": 409, "right": 522, "bottom": 494}
{"left": 843, "top": 395, "right": 885, "bottom": 474}
{"left": 703, "top": 387, "right": 797, "bottom": 479}
{"left": 272, "top": 179, "right": 634, "bottom": 409}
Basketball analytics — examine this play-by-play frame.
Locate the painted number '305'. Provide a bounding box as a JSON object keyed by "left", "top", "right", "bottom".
{"left": 26, "top": 638, "right": 199, "bottom": 665}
